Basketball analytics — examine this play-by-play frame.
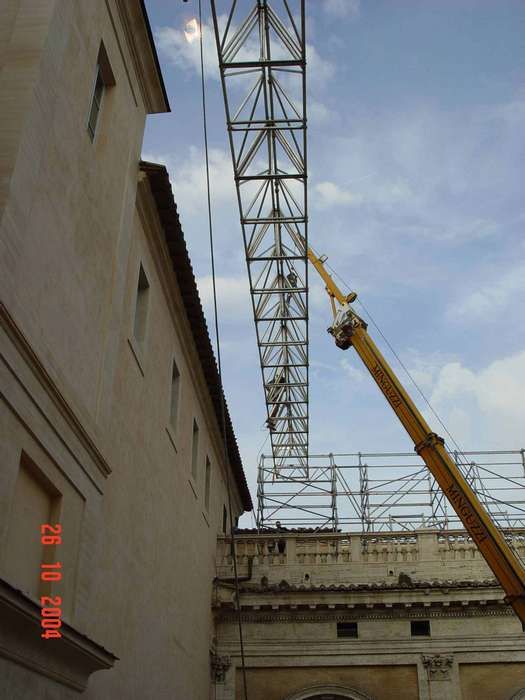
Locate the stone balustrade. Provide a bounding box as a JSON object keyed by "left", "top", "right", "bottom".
{"left": 216, "top": 529, "right": 525, "bottom": 586}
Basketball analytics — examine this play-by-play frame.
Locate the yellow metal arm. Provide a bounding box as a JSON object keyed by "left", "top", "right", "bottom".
{"left": 308, "top": 247, "right": 525, "bottom": 623}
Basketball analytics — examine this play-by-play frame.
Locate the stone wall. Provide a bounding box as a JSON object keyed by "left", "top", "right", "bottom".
{"left": 214, "top": 530, "right": 525, "bottom": 700}
{"left": 0, "top": 2, "right": 248, "bottom": 698}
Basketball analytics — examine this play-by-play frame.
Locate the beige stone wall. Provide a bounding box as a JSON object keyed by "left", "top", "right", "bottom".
{"left": 1, "top": 0, "right": 147, "bottom": 424}
{"left": 236, "top": 665, "right": 419, "bottom": 700}
{"left": 0, "top": 1, "right": 246, "bottom": 698}
{"left": 215, "top": 532, "right": 525, "bottom": 700}
{"left": 82, "top": 181, "right": 244, "bottom": 699}
{"left": 459, "top": 662, "right": 525, "bottom": 700}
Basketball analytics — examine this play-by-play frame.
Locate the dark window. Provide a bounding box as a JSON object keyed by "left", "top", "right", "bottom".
{"left": 87, "top": 67, "right": 104, "bottom": 141}
{"left": 170, "top": 360, "right": 180, "bottom": 427}
{"left": 411, "top": 620, "right": 431, "bottom": 637}
{"left": 133, "top": 264, "right": 149, "bottom": 346}
{"left": 87, "top": 42, "right": 115, "bottom": 142}
{"left": 222, "top": 505, "right": 228, "bottom": 534}
{"left": 191, "top": 419, "right": 199, "bottom": 479}
{"left": 204, "top": 457, "right": 211, "bottom": 511}
{"left": 337, "top": 622, "right": 358, "bottom": 638}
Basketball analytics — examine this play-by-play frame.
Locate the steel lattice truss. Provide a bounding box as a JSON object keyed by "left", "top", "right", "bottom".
{"left": 257, "top": 449, "right": 525, "bottom": 534}
{"left": 211, "top": 0, "right": 308, "bottom": 473}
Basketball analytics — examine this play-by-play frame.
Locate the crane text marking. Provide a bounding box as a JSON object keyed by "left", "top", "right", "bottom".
{"left": 371, "top": 364, "right": 402, "bottom": 409}
{"left": 446, "top": 483, "right": 488, "bottom": 544}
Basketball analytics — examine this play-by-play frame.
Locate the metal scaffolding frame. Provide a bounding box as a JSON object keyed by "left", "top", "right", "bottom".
{"left": 256, "top": 448, "right": 525, "bottom": 532}
{"left": 211, "top": 0, "right": 309, "bottom": 473}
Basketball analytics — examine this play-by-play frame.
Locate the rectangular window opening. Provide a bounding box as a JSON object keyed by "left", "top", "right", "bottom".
{"left": 337, "top": 622, "right": 358, "bottom": 638}
{"left": 4, "top": 453, "right": 62, "bottom": 598}
{"left": 87, "top": 67, "right": 104, "bottom": 141}
{"left": 204, "top": 457, "right": 211, "bottom": 511}
{"left": 411, "top": 620, "right": 431, "bottom": 637}
{"left": 191, "top": 419, "right": 199, "bottom": 479}
{"left": 87, "top": 42, "right": 115, "bottom": 142}
{"left": 133, "top": 264, "right": 150, "bottom": 346}
{"left": 170, "top": 360, "right": 180, "bottom": 427}
{"left": 222, "top": 505, "right": 228, "bottom": 534}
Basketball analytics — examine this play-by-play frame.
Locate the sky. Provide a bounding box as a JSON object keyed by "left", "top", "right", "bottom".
{"left": 142, "top": 0, "right": 525, "bottom": 523}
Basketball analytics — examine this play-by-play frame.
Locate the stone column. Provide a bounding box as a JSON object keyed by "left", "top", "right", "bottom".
{"left": 421, "top": 653, "right": 458, "bottom": 700}
{"left": 212, "top": 655, "right": 233, "bottom": 700}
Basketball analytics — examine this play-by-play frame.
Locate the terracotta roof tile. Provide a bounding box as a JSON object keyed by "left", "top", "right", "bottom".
{"left": 140, "top": 161, "right": 252, "bottom": 511}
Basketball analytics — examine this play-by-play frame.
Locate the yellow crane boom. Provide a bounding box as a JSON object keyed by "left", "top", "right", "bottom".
{"left": 308, "top": 246, "right": 525, "bottom": 623}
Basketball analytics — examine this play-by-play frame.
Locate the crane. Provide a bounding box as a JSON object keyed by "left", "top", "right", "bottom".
{"left": 209, "top": 0, "right": 525, "bottom": 624}
{"left": 308, "top": 244, "right": 525, "bottom": 624}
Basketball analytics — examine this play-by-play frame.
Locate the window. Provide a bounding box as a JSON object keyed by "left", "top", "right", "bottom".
{"left": 87, "top": 67, "right": 104, "bottom": 141}
{"left": 204, "top": 457, "right": 211, "bottom": 511}
{"left": 170, "top": 360, "right": 180, "bottom": 427}
{"left": 191, "top": 419, "right": 199, "bottom": 479}
{"left": 222, "top": 505, "right": 228, "bottom": 534}
{"left": 337, "top": 622, "right": 358, "bottom": 638}
{"left": 87, "top": 42, "right": 115, "bottom": 142}
{"left": 411, "top": 620, "right": 430, "bottom": 637}
{"left": 4, "top": 453, "right": 61, "bottom": 598}
{"left": 133, "top": 264, "right": 150, "bottom": 346}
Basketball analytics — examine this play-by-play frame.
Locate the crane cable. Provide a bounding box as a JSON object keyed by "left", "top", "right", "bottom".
{"left": 326, "top": 263, "right": 525, "bottom": 541}
{"left": 325, "top": 262, "right": 479, "bottom": 470}
{"left": 197, "top": 1, "right": 249, "bottom": 697}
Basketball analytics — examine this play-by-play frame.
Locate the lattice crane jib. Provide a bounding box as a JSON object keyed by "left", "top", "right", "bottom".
{"left": 211, "top": 0, "right": 309, "bottom": 476}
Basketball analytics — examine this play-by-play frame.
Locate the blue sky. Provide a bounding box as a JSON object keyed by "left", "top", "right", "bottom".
{"left": 143, "top": 0, "right": 525, "bottom": 518}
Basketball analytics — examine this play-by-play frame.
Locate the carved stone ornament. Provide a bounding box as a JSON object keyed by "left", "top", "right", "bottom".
{"left": 211, "top": 654, "right": 231, "bottom": 683}
{"left": 422, "top": 654, "right": 453, "bottom": 679}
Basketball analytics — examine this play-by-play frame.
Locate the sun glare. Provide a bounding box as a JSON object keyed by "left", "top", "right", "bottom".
{"left": 184, "top": 18, "right": 201, "bottom": 44}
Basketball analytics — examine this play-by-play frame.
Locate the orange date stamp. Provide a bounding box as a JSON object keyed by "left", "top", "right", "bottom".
{"left": 40, "top": 523, "right": 62, "bottom": 639}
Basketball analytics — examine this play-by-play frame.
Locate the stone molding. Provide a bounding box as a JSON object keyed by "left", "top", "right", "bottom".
{"left": 211, "top": 654, "right": 231, "bottom": 683}
{"left": 217, "top": 604, "right": 513, "bottom": 624}
{"left": 422, "top": 653, "right": 454, "bottom": 679}
{"left": 0, "top": 577, "right": 117, "bottom": 691}
{"left": 283, "top": 684, "right": 373, "bottom": 700}
{"left": 113, "top": 0, "right": 169, "bottom": 113}
{"left": 0, "top": 302, "right": 111, "bottom": 481}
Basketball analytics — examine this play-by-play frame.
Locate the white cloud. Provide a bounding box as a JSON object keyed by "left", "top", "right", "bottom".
{"left": 317, "top": 96, "right": 525, "bottom": 246}
{"left": 197, "top": 274, "right": 251, "bottom": 319}
{"left": 306, "top": 42, "right": 336, "bottom": 86}
{"left": 155, "top": 17, "right": 335, "bottom": 89}
{"left": 340, "top": 356, "right": 366, "bottom": 383}
{"left": 427, "top": 351, "right": 525, "bottom": 449}
{"left": 313, "top": 181, "right": 364, "bottom": 208}
{"left": 142, "top": 147, "right": 236, "bottom": 216}
{"left": 308, "top": 99, "right": 334, "bottom": 125}
{"left": 449, "top": 264, "right": 525, "bottom": 321}
{"left": 323, "top": 0, "right": 360, "bottom": 20}
{"left": 155, "top": 20, "right": 219, "bottom": 79}
{"left": 405, "top": 349, "right": 458, "bottom": 393}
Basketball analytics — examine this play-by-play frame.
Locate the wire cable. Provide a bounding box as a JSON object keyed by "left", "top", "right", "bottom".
{"left": 197, "top": 2, "right": 249, "bottom": 697}
{"left": 324, "top": 261, "right": 471, "bottom": 461}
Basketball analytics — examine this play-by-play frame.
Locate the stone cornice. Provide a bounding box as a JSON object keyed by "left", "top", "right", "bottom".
{"left": 0, "top": 577, "right": 117, "bottom": 691}
{"left": 0, "top": 302, "right": 111, "bottom": 482}
{"left": 216, "top": 602, "right": 514, "bottom": 624}
{"left": 113, "top": 0, "right": 169, "bottom": 114}
{"left": 237, "top": 578, "right": 500, "bottom": 594}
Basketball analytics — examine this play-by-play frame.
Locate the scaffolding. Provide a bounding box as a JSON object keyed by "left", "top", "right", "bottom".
{"left": 256, "top": 448, "right": 525, "bottom": 532}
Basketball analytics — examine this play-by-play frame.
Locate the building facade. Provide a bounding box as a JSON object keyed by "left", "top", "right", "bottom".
{"left": 3, "top": 3, "right": 525, "bottom": 700}
{"left": 214, "top": 529, "right": 525, "bottom": 700}
{"left": 0, "top": 1, "right": 251, "bottom": 697}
